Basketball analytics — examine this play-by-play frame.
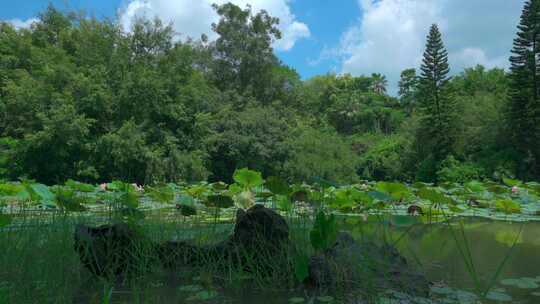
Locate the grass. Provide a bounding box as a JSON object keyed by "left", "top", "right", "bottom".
{"left": 0, "top": 208, "right": 302, "bottom": 303}
{"left": 0, "top": 205, "right": 438, "bottom": 304}
{"left": 0, "top": 200, "right": 531, "bottom": 304}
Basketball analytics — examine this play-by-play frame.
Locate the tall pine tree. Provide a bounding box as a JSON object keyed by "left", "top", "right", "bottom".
{"left": 508, "top": 0, "right": 540, "bottom": 180}
{"left": 415, "top": 24, "right": 456, "bottom": 180}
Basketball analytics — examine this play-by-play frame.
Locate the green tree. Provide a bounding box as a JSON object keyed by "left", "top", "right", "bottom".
{"left": 356, "top": 134, "right": 407, "bottom": 181}
{"left": 283, "top": 124, "right": 360, "bottom": 184}
{"left": 415, "top": 24, "right": 456, "bottom": 180}
{"left": 14, "top": 103, "right": 95, "bottom": 184}
{"left": 398, "top": 68, "right": 418, "bottom": 115}
{"left": 210, "top": 3, "right": 282, "bottom": 103}
{"left": 32, "top": 4, "right": 73, "bottom": 46}
{"left": 204, "top": 105, "right": 292, "bottom": 182}
{"left": 308, "top": 74, "right": 404, "bottom": 135}
{"left": 451, "top": 66, "right": 514, "bottom": 177}
{"left": 507, "top": 0, "right": 540, "bottom": 179}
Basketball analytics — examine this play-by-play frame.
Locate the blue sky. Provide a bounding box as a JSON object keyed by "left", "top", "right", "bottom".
{"left": 0, "top": 0, "right": 526, "bottom": 95}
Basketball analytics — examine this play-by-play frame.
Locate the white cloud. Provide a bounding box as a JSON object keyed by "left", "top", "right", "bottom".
{"left": 6, "top": 18, "right": 39, "bottom": 29}
{"left": 328, "top": 0, "right": 523, "bottom": 95}
{"left": 451, "top": 47, "right": 508, "bottom": 71}
{"left": 118, "top": 0, "right": 310, "bottom": 51}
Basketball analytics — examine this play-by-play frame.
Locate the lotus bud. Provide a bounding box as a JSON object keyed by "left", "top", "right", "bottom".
{"left": 236, "top": 190, "right": 255, "bottom": 209}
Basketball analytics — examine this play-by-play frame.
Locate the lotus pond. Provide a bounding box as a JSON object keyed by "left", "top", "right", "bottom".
{"left": 1, "top": 170, "right": 540, "bottom": 303}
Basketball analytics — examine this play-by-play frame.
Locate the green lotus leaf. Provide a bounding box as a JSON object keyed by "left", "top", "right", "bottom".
{"left": 486, "top": 291, "right": 512, "bottom": 302}
{"left": 503, "top": 177, "right": 522, "bottom": 187}
{"left": 417, "top": 188, "right": 453, "bottom": 205}
{"left": 316, "top": 295, "right": 334, "bottom": 303}
{"left": 266, "top": 176, "right": 290, "bottom": 196}
{"left": 29, "top": 183, "right": 55, "bottom": 203}
{"left": 500, "top": 277, "right": 539, "bottom": 289}
{"left": 495, "top": 199, "right": 521, "bottom": 214}
{"left": 187, "top": 290, "right": 218, "bottom": 301}
{"left": 465, "top": 181, "right": 486, "bottom": 193}
{"left": 65, "top": 180, "right": 95, "bottom": 192}
{"left": 233, "top": 168, "right": 264, "bottom": 189}
{"left": 177, "top": 284, "right": 203, "bottom": 292}
{"left": 375, "top": 182, "right": 412, "bottom": 200}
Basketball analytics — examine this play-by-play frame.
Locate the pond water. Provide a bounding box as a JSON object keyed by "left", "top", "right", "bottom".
{"left": 338, "top": 216, "right": 540, "bottom": 303}
{"left": 99, "top": 216, "right": 540, "bottom": 303}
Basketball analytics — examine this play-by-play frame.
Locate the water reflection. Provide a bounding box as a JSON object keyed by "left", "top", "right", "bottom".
{"left": 339, "top": 216, "right": 540, "bottom": 303}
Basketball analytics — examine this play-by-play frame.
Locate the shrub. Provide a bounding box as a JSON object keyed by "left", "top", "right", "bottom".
{"left": 283, "top": 125, "right": 360, "bottom": 184}
{"left": 357, "top": 134, "right": 406, "bottom": 181}
{"left": 436, "top": 155, "right": 485, "bottom": 184}
{"left": 0, "top": 137, "right": 19, "bottom": 180}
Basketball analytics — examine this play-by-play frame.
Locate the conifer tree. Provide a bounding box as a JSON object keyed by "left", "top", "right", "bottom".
{"left": 508, "top": 0, "right": 540, "bottom": 179}
{"left": 416, "top": 24, "right": 456, "bottom": 167}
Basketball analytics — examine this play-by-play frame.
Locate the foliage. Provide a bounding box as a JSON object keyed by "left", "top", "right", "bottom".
{"left": 206, "top": 194, "right": 234, "bottom": 208}
{"left": 210, "top": 3, "right": 283, "bottom": 104}
{"left": 283, "top": 125, "right": 360, "bottom": 184}
{"left": 415, "top": 24, "right": 457, "bottom": 172}
{"left": 233, "top": 168, "right": 264, "bottom": 190}
{"left": 356, "top": 134, "right": 408, "bottom": 181}
{"left": 265, "top": 176, "right": 290, "bottom": 196}
{"left": 204, "top": 106, "right": 292, "bottom": 183}
{"left": 293, "top": 253, "right": 309, "bottom": 283}
{"left": 398, "top": 68, "right": 419, "bottom": 115}
{"left": 0, "top": 3, "right": 534, "bottom": 187}
{"left": 450, "top": 66, "right": 512, "bottom": 178}
{"left": 54, "top": 187, "right": 88, "bottom": 213}
{"left": 507, "top": 0, "right": 540, "bottom": 180}
{"left": 310, "top": 210, "right": 338, "bottom": 251}
{"left": 495, "top": 199, "right": 521, "bottom": 214}
{"left": 0, "top": 138, "right": 18, "bottom": 180}
{"left": 0, "top": 213, "right": 11, "bottom": 228}
{"left": 436, "top": 155, "right": 486, "bottom": 184}
{"left": 1, "top": 167, "right": 540, "bottom": 224}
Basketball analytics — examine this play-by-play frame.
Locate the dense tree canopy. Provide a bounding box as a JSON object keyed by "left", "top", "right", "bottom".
{"left": 0, "top": 3, "right": 534, "bottom": 185}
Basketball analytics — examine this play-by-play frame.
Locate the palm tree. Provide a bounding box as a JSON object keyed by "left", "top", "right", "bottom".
{"left": 370, "top": 73, "right": 388, "bottom": 94}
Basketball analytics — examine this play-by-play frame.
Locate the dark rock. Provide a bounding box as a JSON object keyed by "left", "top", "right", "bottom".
{"left": 75, "top": 205, "right": 291, "bottom": 277}
{"left": 161, "top": 205, "right": 291, "bottom": 275}
{"left": 231, "top": 204, "right": 289, "bottom": 251}
{"left": 228, "top": 204, "right": 291, "bottom": 275}
{"left": 307, "top": 232, "right": 430, "bottom": 296}
{"left": 307, "top": 254, "right": 333, "bottom": 287}
{"left": 74, "top": 222, "right": 152, "bottom": 277}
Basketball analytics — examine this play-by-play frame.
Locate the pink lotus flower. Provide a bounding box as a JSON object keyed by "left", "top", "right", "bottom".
{"left": 99, "top": 183, "right": 107, "bottom": 191}
{"left": 511, "top": 186, "right": 519, "bottom": 194}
